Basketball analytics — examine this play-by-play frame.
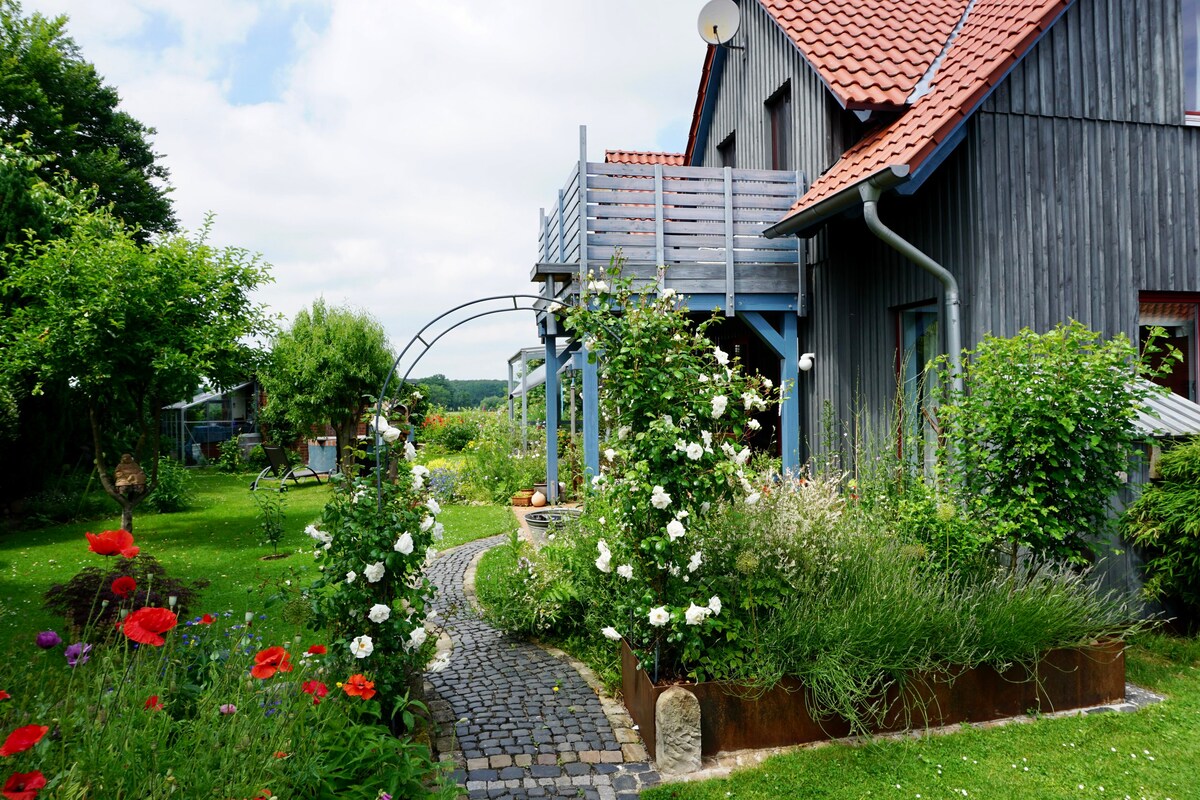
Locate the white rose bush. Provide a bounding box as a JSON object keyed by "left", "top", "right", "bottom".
{"left": 307, "top": 425, "right": 441, "bottom": 713}
{"left": 562, "top": 266, "right": 778, "bottom": 681}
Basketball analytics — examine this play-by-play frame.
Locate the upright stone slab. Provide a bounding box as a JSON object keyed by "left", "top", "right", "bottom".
{"left": 655, "top": 686, "right": 701, "bottom": 774}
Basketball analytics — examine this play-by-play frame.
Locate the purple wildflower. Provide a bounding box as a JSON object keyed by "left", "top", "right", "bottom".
{"left": 36, "top": 630, "right": 62, "bottom": 649}
{"left": 219, "top": 703, "right": 237, "bottom": 715}
{"left": 64, "top": 642, "right": 92, "bottom": 667}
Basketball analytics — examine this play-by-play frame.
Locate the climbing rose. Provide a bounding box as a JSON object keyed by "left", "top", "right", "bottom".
{"left": 381, "top": 426, "right": 401, "bottom": 444}
{"left": 601, "top": 626, "right": 622, "bottom": 641}
{"left": 345, "top": 570, "right": 357, "bottom": 584}
{"left": 688, "top": 551, "right": 703, "bottom": 573}
{"left": 650, "top": 485, "right": 671, "bottom": 510}
{"left": 0, "top": 725, "right": 48, "bottom": 757}
{"left": 708, "top": 596, "right": 722, "bottom": 616}
{"left": 748, "top": 418, "right": 762, "bottom": 431}
{"left": 364, "top": 561, "right": 385, "bottom": 583}
{"left": 685, "top": 442, "right": 704, "bottom": 460}
{"left": 404, "top": 441, "right": 417, "bottom": 460}
{"left": 394, "top": 532, "right": 414, "bottom": 554}
{"left": 666, "top": 520, "right": 686, "bottom": 541}
{"left": 2, "top": 770, "right": 46, "bottom": 800}
{"left": 85, "top": 529, "right": 139, "bottom": 558}
{"left": 714, "top": 346, "right": 729, "bottom": 365}
{"left": 594, "top": 540, "right": 612, "bottom": 573}
{"left": 368, "top": 604, "right": 391, "bottom": 623}
{"left": 745, "top": 492, "right": 761, "bottom": 505}
{"left": 617, "top": 564, "right": 633, "bottom": 580}
{"left": 685, "top": 603, "right": 711, "bottom": 626}
{"left": 342, "top": 674, "right": 376, "bottom": 700}
{"left": 122, "top": 607, "right": 177, "bottom": 647}
{"left": 710, "top": 395, "right": 728, "bottom": 418}
{"left": 350, "top": 635, "right": 373, "bottom": 659}
{"left": 426, "top": 497, "right": 441, "bottom": 515}
{"left": 648, "top": 607, "right": 670, "bottom": 627}
{"left": 250, "top": 646, "right": 293, "bottom": 679}
{"left": 407, "top": 627, "right": 428, "bottom": 650}
{"left": 111, "top": 576, "right": 137, "bottom": 599}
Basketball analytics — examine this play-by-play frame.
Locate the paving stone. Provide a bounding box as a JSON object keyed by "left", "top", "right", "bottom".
{"left": 579, "top": 750, "right": 602, "bottom": 764}
{"left": 530, "top": 764, "right": 561, "bottom": 779}
{"left": 490, "top": 754, "right": 513, "bottom": 769}
{"left": 514, "top": 754, "right": 533, "bottom": 767}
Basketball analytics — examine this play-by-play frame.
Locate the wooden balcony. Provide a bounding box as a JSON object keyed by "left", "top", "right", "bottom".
{"left": 533, "top": 154, "right": 808, "bottom": 315}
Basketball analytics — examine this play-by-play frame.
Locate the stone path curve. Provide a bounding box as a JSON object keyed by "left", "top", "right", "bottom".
{"left": 425, "top": 535, "right": 660, "bottom": 800}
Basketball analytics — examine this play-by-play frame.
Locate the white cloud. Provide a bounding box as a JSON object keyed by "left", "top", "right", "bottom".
{"left": 24, "top": 0, "right": 706, "bottom": 378}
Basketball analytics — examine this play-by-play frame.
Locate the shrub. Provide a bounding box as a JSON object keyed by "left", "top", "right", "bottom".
{"left": 20, "top": 470, "right": 112, "bottom": 525}
{"left": 1123, "top": 436, "right": 1200, "bottom": 618}
{"left": 216, "top": 436, "right": 243, "bottom": 472}
{"left": 936, "top": 320, "right": 1159, "bottom": 565}
{"left": 43, "top": 553, "right": 207, "bottom": 636}
{"left": 421, "top": 411, "right": 480, "bottom": 452}
{"left": 460, "top": 413, "right": 546, "bottom": 502}
{"left": 145, "top": 456, "right": 194, "bottom": 513}
{"left": 253, "top": 489, "right": 287, "bottom": 556}
{"left": 475, "top": 529, "right": 580, "bottom": 637}
{"left": 248, "top": 443, "right": 270, "bottom": 471}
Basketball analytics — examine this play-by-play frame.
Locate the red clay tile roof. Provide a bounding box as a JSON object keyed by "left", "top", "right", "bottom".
{"left": 604, "top": 150, "right": 686, "bottom": 166}
{"left": 760, "top": 0, "right": 968, "bottom": 109}
{"left": 774, "top": 0, "right": 1072, "bottom": 232}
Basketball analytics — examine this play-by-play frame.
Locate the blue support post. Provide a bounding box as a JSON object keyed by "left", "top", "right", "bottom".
{"left": 780, "top": 313, "right": 800, "bottom": 475}
{"left": 544, "top": 334, "right": 559, "bottom": 505}
{"left": 582, "top": 347, "right": 600, "bottom": 482}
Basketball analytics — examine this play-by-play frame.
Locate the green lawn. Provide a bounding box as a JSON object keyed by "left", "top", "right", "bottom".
{"left": 644, "top": 633, "right": 1200, "bottom": 800}
{"left": 0, "top": 471, "right": 513, "bottom": 653}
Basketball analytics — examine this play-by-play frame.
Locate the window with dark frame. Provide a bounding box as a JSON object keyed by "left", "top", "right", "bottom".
{"left": 717, "top": 132, "right": 737, "bottom": 168}
{"left": 1140, "top": 293, "right": 1200, "bottom": 402}
{"left": 897, "top": 303, "right": 940, "bottom": 474}
{"left": 1185, "top": 0, "right": 1199, "bottom": 120}
{"left": 766, "top": 84, "right": 792, "bottom": 170}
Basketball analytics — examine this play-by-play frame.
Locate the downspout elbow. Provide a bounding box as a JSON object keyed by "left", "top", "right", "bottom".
{"left": 859, "top": 184, "right": 963, "bottom": 395}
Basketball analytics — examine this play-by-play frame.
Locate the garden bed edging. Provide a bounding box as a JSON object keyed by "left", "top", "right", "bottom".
{"left": 621, "top": 640, "right": 1125, "bottom": 760}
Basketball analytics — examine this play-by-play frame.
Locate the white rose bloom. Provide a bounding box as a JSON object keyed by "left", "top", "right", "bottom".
{"left": 411, "top": 391, "right": 422, "bottom": 400}
{"left": 591, "top": 474, "right": 606, "bottom": 488}
{"left": 648, "top": 606, "right": 670, "bottom": 627}
{"left": 748, "top": 418, "right": 762, "bottom": 431}
{"left": 604, "top": 448, "right": 616, "bottom": 462}
{"left": 736, "top": 447, "right": 752, "bottom": 466}
{"left": 412, "top": 474, "right": 426, "bottom": 491}
{"left": 711, "top": 395, "right": 728, "bottom": 418}
{"left": 661, "top": 287, "right": 677, "bottom": 300}
{"left": 350, "top": 634, "right": 373, "bottom": 658}
{"left": 709, "top": 596, "right": 722, "bottom": 616}
{"left": 666, "top": 519, "right": 686, "bottom": 541}
{"left": 698, "top": 374, "right": 709, "bottom": 383}
{"left": 382, "top": 426, "right": 401, "bottom": 443}
{"left": 662, "top": 414, "right": 674, "bottom": 428}
{"left": 650, "top": 485, "right": 671, "bottom": 510}
{"left": 369, "top": 416, "right": 389, "bottom": 431}
{"left": 714, "top": 346, "right": 730, "bottom": 366}
{"left": 345, "top": 570, "right": 357, "bottom": 584}
{"left": 408, "top": 626, "right": 428, "bottom": 649}
{"left": 426, "top": 547, "right": 438, "bottom": 563}
{"left": 762, "top": 378, "right": 773, "bottom": 389}
{"left": 412, "top": 465, "right": 430, "bottom": 477}
{"left": 602, "top": 626, "right": 623, "bottom": 641}
{"left": 394, "top": 532, "right": 414, "bottom": 554}
{"left": 305, "top": 524, "right": 321, "bottom": 539}
{"left": 674, "top": 439, "right": 688, "bottom": 452}
{"left": 617, "top": 564, "right": 634, "bottom": 580}
{"left": 686, "top": 442, "right": 704, "bottom": 461}
{"left": 426, "top": 497, "right": 441, "bottom": 515}
{"left": 403, "top": 441, "right": 417, "bottom": 461}
{"left": 420, "top": 515, "right": 435, "bottom": 532}
{"left": 700, "top": 430, "right": 713, "bottom": 448}
{"left": 688, "top": 551, "right": 703, "bottom": 572}
{"left": 432, "top": 522, "right": 445, "bottom": 541}
{"left": 364, "top": 561, "right": 385, "bottom": 583}
{"left": 368, "top": 604, "right": 391, "bottom": 623}
{"left": 617, "top": 425, "right": 631, "bottom": 440}
{"left": 685, "top": 603, "right": 711, "bottom": 626}
{"left": 595, "top": 552, "right": 612, "bottom": 573}
{"left": 745, "top": 492, "right": 761, "bottom": 505}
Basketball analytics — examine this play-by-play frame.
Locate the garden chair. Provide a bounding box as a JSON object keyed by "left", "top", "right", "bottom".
{"left": 251, "top": 444, "right": 324, "bottom": 491}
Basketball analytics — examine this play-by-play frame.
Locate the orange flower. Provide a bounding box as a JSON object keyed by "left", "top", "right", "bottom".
{"left": 342, "top": 674, "right": 376, "bottom": 700}
{"left": 111, "top": 576, "right": 137, "bottom": 598}
{"left": 85, "top": 529, "right": 140, "bottom": 558}
{"left": 0, "top": 725, "right": 48, "bottom": 757}
{"left": 144, "top": 695, "right": 163, "bottom": 711}
{"left": 122, "top": 607, "right": 178, "bottom": 647}
{"left": 250, "top": 646, "right": 293, "bottom": 679}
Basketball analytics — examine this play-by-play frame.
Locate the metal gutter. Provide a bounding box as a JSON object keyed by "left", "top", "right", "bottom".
{"left": 763, "top": 165, "right": 910, "bottom": 239}
{"left": 859, "top": 183, "right": 963, "bottom": 394}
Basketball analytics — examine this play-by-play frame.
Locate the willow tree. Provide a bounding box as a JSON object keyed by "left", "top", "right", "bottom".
{"left": 259, "top": 300, "right": 393, "bottom": 475}
{"left": 1, "top": 206, "right": 273, "bottom": 531}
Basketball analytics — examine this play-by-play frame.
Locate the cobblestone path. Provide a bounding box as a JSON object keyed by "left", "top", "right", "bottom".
{"left": 425, "top": 536, "right": 660, "bottom": 800}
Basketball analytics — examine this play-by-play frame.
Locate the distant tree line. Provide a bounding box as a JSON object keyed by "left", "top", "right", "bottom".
{"left": 411, "top": 375, "right": 507, "bottom": 411}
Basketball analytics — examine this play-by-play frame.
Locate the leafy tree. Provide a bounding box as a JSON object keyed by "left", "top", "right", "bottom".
{"left": 0, "top": 0, "right": 175, "bottom": 237}
{"left": 1, "top": 204, "right": 273, "bottom": 531}
{"left": 260, "top": 299, "right": 394, "bottom": 474}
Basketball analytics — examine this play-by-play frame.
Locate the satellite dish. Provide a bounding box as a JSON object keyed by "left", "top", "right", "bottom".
{"left": 697, "top": 0, "right": 741, "bottom": 46}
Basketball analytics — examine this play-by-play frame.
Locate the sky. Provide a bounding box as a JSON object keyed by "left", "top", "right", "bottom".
{"left": 24, "top": 0, "right": 709, "bottom": 380}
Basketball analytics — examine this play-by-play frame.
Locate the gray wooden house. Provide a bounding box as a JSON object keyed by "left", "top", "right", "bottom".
{"left": 531, "top": 0, "right": 1200, "bottom": 526}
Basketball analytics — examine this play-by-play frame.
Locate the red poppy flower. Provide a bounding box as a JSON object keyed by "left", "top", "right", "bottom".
{"left": 198, "top": 613, "right": 216, "bottom": 625}
{"left": 122, "top": 607, "right": 178, "bottom": 646}
{"left": 85, "top": 529, "right": 139, "bottom": 558}
{"left": 144, "top": 695, "right": 163, "bottom": 711}
{"left": 342, "top": 674, "right": 376, "bottom": 700}
{"left": 250, "top": 646, "right": 293, "bottom": 680}
{"left": 301, "top": 680, "right": 329, "bottom": 705}
{"left": 111, "top": 576, "right": 137, "bottom": 598}
{"left": 306, "top": 644, "right": 327, "bottom": 655}
{"left": 0, "top": 691, "right": 9, "bottom": 701}
{"left": 0, "top": 725, "right": 48, "bottom": 757}
{"left": 273, "top": 751, "right": 288, "bottom": 759}
{"left": 2, "top": 770, "right": 47, "bottom": 800}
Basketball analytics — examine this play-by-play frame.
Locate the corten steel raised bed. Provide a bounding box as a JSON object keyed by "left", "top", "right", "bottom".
{"left": 621, "top": 640, "right": 1125, "bottom": 759}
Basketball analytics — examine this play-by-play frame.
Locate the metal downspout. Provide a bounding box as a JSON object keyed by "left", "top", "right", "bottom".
{"left": 859, "top": 183, "right": 963, "bottom": 394}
